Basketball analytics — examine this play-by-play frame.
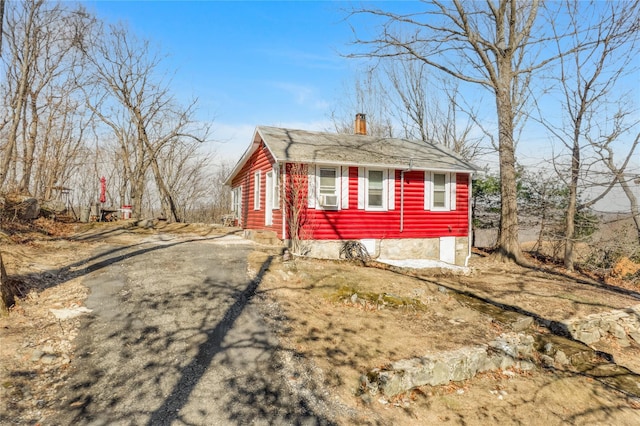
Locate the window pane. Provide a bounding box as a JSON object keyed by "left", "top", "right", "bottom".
{"left": 369, "top": 192, "right": 383, "bottom": 206}
{"left": 319, "top": 168, "right": 336, "bottom": 195}
{"left": 368, "top": 170, "right": 383, "bottom": 207}
{"left": 433, "top": 190, "right": 446, "bottom": 207}
{"left": 320, "top": 168, "right": 337, "bottom": 200}
{"left": 369, "top": 170, "right": 383, "bottom": 188}
{"left": 432, "top": 173, "right": 446, "bottom": 208}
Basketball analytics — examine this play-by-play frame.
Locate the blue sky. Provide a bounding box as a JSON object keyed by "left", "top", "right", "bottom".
{"left": 83, "top": 1, "right": 367, "bottom": 162}
{"left": 82, "top": 1, "right": 638, "bottom": 212}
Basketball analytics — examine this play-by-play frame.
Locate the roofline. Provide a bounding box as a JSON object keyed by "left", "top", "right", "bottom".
{"left": 256, "top": 125, "right": 481, "bottom": 172}
{"left": 223, "top": 127, "right": 279, "bottom": 186}
{"left": 225, "top": 126, "right": 481, "bottom": 186}
{"left": 280, "top": 159, "right": 477, "bottom": 174}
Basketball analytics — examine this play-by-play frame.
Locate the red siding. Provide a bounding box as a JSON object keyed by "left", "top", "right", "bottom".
{"left": 306, "top": 168, "right": 470, "bottom": 240}
{"left": 234, "top": 151, "right": 471, "bottom": 241}
{"left": 231, "top": 142, "right": 283, "bottom": 237}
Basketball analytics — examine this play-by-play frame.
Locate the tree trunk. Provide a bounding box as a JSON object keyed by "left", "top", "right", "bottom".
{"left": 130, "top": 175, "right": 145, "bottom": 221}
{"left": 0, "top": 3, "right": 36, "bottom": 190}
{"left": 0, "top": 252, "right": 14, "bottom": 317}
{"left": 619, "top": 176, "right": 640, "bottom": 243}
{"left": 150, "top": 158, "right": 179, "bottom": 222}
{"left": 494, "top": 86, "right": 524, "bottom": 263}
{"left": 564, "top": 117, "right": 582, "bottom": 271}
{"left": 18, "top": 93, "right": 39, "bottom": 194}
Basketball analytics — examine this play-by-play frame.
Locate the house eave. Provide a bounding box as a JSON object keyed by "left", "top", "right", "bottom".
{"left": 278, "top": 159, "right": 477, "bottom": 175}
{"left": 223, "top": 127, "right": 279, "bottom": 186}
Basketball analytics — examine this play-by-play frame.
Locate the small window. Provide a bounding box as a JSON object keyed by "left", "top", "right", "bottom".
{"left": 318, "top": 167, "right": 338, "bottom": 208}
{"left": 367, "top": 170, "right": 384, "bottom": 209}
{"left": 425, "top": 172, "right": 453, "bottom": 211}
{"left": 433, "top": 173, "right": 447, "bottom": 209}
{"left": 254, "top": 171, "right": 261, "bottom": 210}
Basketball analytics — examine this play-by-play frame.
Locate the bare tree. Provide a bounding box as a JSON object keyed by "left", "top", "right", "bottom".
{"left": 348, "top": 0, "right": 563, "bottom": 263}
{"left": 331, "top": 60, "right": 483, "bottom": 162}
{"left": 538, "top": 0, "right": 640, "bottom": 270}
{"left": 155, "top": 138, "right": 215, "bottom": 222}
{"left": 329, "top": 71, "right": 395, "bottom": 137}
{"left": 285, "top": 163, "right": 315, "bottom": 255}
{"left": 81, "top": 23, "right": 208, "bottom": 222}
{"left": 381, "top": 60, "right": 483, "bottom": 161}
{"left": 591, "top": 131, "right": 640, "bottom": 242}
{"left": 0, "top": 0, "right": 5, "bottom": 56}
{"left": 0, "top": 1, "right": 91, "bottom": 196}
{"left": 0, "top": 0, "right": 43, "bottom": 190}
{"left": 206, "top": 160, "right": 233, "bottom": 223}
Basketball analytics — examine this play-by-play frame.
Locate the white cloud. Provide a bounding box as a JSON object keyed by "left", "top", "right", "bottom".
{"left": 255, "top": 47, "right": 344, "bottom": 71}
{"left": 272, "top": 82, "right": 313, "bottom": 105}
{"left": 206, "top": 122, "right": 256, "bottom": 163}
{"left": 209, "top": 119, "right": 335, "bottom": 164}
{"left": 269, "top": 82, "right": 330, "bottom": 111}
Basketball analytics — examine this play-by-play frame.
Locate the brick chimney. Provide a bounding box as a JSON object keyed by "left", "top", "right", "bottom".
{"left": 355, "top": 113, "right": 367, "bottom": 135}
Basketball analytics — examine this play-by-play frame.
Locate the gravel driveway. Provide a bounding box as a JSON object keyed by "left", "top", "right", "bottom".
{"left": 52, "top": 233, "right": 334, "bottom": 425}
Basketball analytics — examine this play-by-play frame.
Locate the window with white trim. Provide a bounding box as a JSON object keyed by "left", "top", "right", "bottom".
{"left": 253, "top": 171, "right": 261, "bottom": 210}
{"left": 433, "top": 173, "right": 447, "bottom": 209}
{"left": 425, "top": 172, "right": 455, "bottom": 211}
{"left": 366, "top": 169, "right": 386, "bottom": 210}
{"left": 318, "top": 167, "right": 339, "bottom": 208}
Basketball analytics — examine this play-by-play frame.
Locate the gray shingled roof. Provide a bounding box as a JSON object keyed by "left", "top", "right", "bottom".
{"left": 226, "top": 126, "right": 479, "bottom": 185}
{"left": 257, "top": 126, "right": 479, "bottom": 172}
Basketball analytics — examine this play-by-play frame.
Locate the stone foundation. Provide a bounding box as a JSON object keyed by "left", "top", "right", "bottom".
{"left": 301, "top": 236, "right": 470, "bottom": 267}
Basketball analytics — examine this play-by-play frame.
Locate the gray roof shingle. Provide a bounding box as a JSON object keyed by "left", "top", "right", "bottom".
{"left": 257, "top": 126, "right": 479, "bottom": 172}
{"left": 226, "top": 126, "right": 479, "bottom": 185}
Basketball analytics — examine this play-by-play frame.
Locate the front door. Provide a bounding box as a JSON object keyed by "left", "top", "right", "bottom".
{"left": 265, "top": 171, "right": 273, "bottom": 226}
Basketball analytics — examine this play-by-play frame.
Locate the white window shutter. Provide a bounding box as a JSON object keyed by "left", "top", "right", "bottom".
{"left": 254, "top": 171, "right": 261, "bottom": 210}
{"left": 341, "top": 166, "right": 349, "bottom": 209}
{"left": 357, "top": 167, "right": 365, "bottom": 209}
{"left": 424, "top": 171, "right": 432, "bottom": 210}
{"left": 450, "top": 173, "right": 457, "bottom": 211}
{"left": 273, "top": 165, "right": 280, "bottom": 208}
{"left": 237, "top": 186, "right": 243, "bottom": 226}
{"left": 388, "top": 169, "right": 395, "bottom": 210}
{"left": 307, "top": 165, "right": 316, "bottom": 208}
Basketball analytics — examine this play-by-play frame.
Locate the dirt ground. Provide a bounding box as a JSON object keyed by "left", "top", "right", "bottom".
{"left": 2, "top": 220, "right": 640, "bottom": 425}
{"left": 251, "top": 252, "right": 640, "bottom": 425}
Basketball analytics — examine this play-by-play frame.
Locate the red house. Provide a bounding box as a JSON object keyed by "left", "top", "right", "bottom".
{"left": 225, "top": 114, "right": 479, "bottom": 266}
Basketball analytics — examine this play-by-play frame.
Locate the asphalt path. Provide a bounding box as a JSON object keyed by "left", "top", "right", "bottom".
{"left": 53, "top": 234, "right": 334, "bottom": 425}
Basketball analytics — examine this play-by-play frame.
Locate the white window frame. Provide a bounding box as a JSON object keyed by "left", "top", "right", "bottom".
{"left": 425, "top": 172, "right": 454, "bottom": 212}
{"left": 316, "top": 165, "right": 340, "bottom": 210}
{"left": 253, "top": 171, "right": 261, "bottom": 210}
{"left": 365, "top": 168, "right": 387, "bottom": 211}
